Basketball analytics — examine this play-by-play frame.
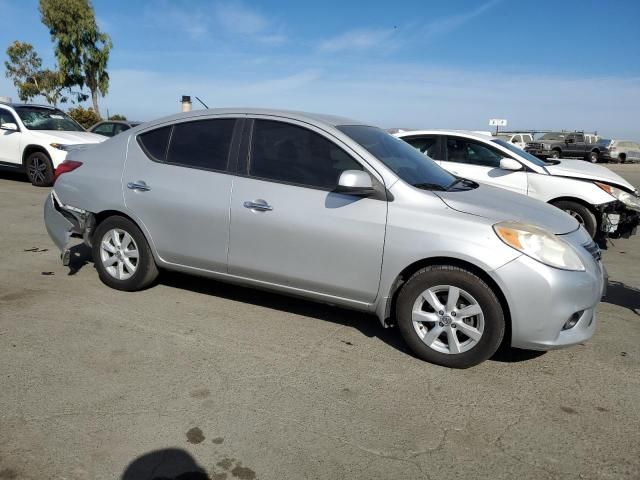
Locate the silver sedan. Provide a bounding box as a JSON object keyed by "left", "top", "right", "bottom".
{"left": 44, "top": 108, "right": 605, "bottom": 368}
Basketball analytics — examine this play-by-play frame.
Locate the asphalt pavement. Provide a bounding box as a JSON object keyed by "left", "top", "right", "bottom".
{"left": 1, "top": 165, "right": 639, "bottom": 480}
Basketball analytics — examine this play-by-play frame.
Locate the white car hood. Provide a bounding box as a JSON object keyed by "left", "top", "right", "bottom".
{"left": 545, "top": 159, "right": 635, "bottom": 191}
{"left": 29, "top": 130, "right": 106, "bottom": 145}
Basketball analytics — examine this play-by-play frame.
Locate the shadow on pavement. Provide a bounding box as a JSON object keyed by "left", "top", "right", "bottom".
{"left": 604, "top": 280, "right": 640, "bottom": 316}
{"left": 121, "top": 449, "right": 209, "bottom": 479}
{"left": 161, "top": 270, "right": 414, "bottom": 357}
{"left": 64, "top": 252, "right": 544, "bottom": 364}
{"left": 0, "top": 169, "right": 29, "bottom": 183}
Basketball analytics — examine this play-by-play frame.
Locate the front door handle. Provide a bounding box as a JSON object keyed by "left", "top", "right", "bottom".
{"left": 243, "top": 200, "right": 273, "bottom": 212}
{"left": 127, "top": 181, "right": 151, "bottom": 192}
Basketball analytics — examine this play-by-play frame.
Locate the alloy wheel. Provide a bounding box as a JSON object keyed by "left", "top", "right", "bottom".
{"left": 100, "top": 228, "right": 139, "bottom": 280}
{"left": 27, "top": 155, "right": 49, "bottom": 185}
{"left": 411, "top": 285, "right": 484, "bottom": 354}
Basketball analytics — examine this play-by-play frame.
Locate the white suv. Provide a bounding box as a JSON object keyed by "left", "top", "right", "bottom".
{"left": 395, "top": 129, "right": 640, "bottom": 239}
{"left": 0, "top": 102, "right": 105, "bottom": 186}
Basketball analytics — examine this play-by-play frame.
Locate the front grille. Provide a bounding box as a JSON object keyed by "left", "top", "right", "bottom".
{"left": 583, "top": 240, "right": 601, "bottom": 262}
{"left": 526, "top": 143, "right": 543, "bottom": 150}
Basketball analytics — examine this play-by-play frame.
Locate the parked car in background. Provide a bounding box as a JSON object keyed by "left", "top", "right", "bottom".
{"left": 89, "top": 120, "right": 141, "bottom": 137}
{"left": 609, "top": 140, "right": 640, "bottom": 164}
{"left": 525, "top": 131, "right": 610, "bottom": 163}
{"left": 0, "top": 102, "right": 105, "bottom": 186}
{"left": 493, "top": 132, "right": 534, "bottom": 150}
{"left": 395, "top": 129, "right": 640, "bottom": 239}
{"left": 45, "top": 108, "right": 605, "bottom": 368}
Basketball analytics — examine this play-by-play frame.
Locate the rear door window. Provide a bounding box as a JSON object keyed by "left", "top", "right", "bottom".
{"left": 248, "top": 119, "right": 363, "bottom": 190}
{"left": 166, "top": 119, "right": 235, "bottom": 171}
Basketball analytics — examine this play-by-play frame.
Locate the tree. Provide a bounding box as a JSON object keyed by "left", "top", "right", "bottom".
{"left": 108, "top": 114, "right": 127, "bottom": 121}
{"left": 67, "top": 106, "right": 100, "bottom": 129}
{"left": 4, "top": 41, "right": 67, "bottom": 105}
{"left": 39, "top": 0, "right": 112, "bottom": 118}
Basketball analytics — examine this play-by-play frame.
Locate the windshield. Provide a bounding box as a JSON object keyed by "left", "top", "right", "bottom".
{"left": 337, "top": 125, "right": 457, "bottom": 190}
{"left": 491, "top": 138, "right": 547, "bottom": 167}
{"left": 14, "top": 107, "right": 84, "bottom": 132}
{"left": 539, "top": 132, "right": 565, "bottom": 141}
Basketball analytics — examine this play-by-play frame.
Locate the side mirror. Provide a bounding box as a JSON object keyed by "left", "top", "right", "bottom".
{"left": 512, "top": 138, "right": 519, "bottom": 144}
{"left": 499, "top": 158, "right": 523, "bottom": 171}
{"left": 336, "top": 170, "right": 375, "bottom": 196}
{"left": 0, "top": 122, "right": 18, "bottom": 132}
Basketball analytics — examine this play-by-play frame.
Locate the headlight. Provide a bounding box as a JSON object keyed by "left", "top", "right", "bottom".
{"left": 493, "top": 221, "right": 585, "bottom": 271}
{"left": 596, "top": 182, "right": 640, "bottom": 212}
{"left": 542, "top": 144, "right": 550, "bottom": 150}
{"left": 50, "top": 143, "right": 72, "bottom": 151}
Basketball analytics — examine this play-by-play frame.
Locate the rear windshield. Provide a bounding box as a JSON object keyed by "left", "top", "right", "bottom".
{"left": 337, "top": 125, "right": 456, "bottom": 189}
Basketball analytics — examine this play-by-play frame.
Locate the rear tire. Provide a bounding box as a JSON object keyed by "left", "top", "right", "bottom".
{"left": 92, "top": 216, "right": 159, "bottom": 291}
{"left": 551, "top": 200, "right": 597, "bottom": 238}
{"left": 25, "top": 151, "right": 54, "bottom": 187}
{"left": 395, "top": 265, "right": 505, "bottom": 368}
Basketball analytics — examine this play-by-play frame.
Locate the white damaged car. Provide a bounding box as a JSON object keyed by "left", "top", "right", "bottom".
{"left": 0, "top": 102, "right": 105, "bottom": 186}
{"left": 395, "top": 130, "right": 640, "bottom": 240}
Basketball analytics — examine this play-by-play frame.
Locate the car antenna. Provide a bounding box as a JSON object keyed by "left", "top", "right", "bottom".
{"left": 194, "top": 96, "right": 209, "bottom": 109}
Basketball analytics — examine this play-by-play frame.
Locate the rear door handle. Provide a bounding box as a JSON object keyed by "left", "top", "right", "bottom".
{"left": 127, "top": 181, "right": 151, "bottom": 192}
{"left": 243, "top": 200, "right": 273, "bottom": 212}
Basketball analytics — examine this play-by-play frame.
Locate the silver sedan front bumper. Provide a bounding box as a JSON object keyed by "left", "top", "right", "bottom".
{"left": 491, "top": 244, "right": 604, "bottom": 351}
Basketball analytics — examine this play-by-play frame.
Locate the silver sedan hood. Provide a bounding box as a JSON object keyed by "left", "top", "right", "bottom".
{"left": 434, "top": 184, "right": 579, "bottom": 235}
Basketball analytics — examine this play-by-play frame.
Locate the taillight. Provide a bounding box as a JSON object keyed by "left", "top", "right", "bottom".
{"left": 54, "top": 160, "right": 83, "bottom": 181}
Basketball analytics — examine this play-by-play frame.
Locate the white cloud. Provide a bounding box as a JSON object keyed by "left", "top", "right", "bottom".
{"left": 317, "top": 28, "right": 396, "bottom": 53}
{"left": 421, "top": 0, "right": 502, "bottom": 39}
{"left": 213, "top": 1, "right": 286, "bottom": 45}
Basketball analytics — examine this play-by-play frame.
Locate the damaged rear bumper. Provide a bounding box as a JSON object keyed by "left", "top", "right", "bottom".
{"left": 44, "top": 191, "right": 95, "bottom": 264}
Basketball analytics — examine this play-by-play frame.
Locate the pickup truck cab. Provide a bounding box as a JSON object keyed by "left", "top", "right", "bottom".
{"left": 525, "top": 132, "right": 611, "bottom": 163}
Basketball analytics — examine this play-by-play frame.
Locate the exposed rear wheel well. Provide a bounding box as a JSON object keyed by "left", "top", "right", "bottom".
{"left": 93, "top": 210, "right": 142, "bottom": 241}
{"left": 385, "top": 257, "right": 512, "bottom": 346}
{"left": 619, "top": 153, "right": 626, "bottom": 162}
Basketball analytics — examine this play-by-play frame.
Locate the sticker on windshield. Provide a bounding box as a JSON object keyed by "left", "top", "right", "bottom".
{"left": 50, "top": 114, "right": 64, "bottom": 119}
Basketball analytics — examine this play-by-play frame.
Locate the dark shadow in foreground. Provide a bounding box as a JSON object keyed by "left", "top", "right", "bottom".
{"left": 603, "top": 280, "right": 640, "bottom": 316}
{"left": 121, "top": 449, "right": 209, "bottom": 480}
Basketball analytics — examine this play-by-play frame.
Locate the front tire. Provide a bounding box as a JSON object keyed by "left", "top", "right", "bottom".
{"left": 551, "top": 200, "right": 597, "bottom": 238}
{"left": 396, "top": 266, "right": 505, "bottom": 368}
{"left": 550, "top": 149, "right": 561, "bottom": 159}
{"left": 588, "top": 151, "right": 599, "bottom": 163}
{"left": 92, "top": 216, "right": 159, "bottom": 291}
{"left": 25, "top": 151, "right": 54, "bottom": 186}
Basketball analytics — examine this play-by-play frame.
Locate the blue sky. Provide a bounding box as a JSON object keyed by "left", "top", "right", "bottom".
{"left": 1, "top": 0, "right": 639, "bottom": 138}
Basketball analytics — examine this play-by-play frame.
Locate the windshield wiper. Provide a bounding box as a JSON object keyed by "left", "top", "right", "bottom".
{"left": 412, "top": 182, "right": 447, "bottom": 191}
